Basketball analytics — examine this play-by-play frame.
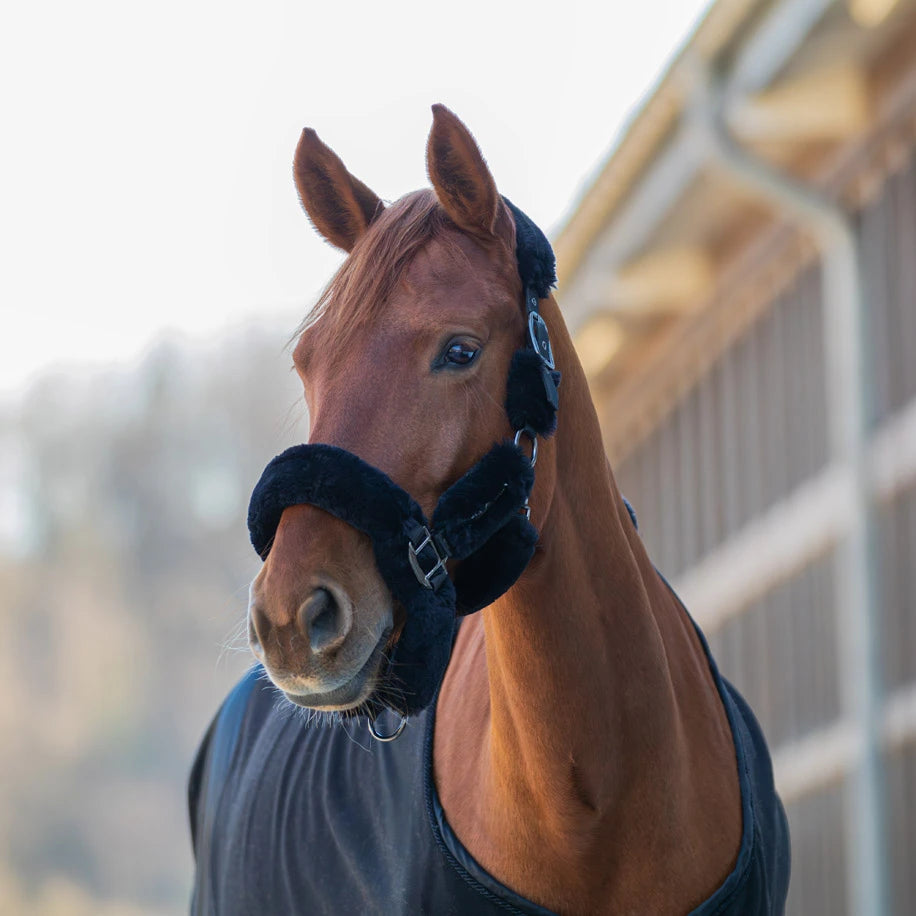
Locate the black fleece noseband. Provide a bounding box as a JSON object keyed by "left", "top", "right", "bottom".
{"left": 247, "top": 199, "right": 559, "bottom": 716}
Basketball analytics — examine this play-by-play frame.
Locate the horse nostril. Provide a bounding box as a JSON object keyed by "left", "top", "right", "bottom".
{"left": 248, "top": 604, "right": 267, "bottom": 659}
{"left": 300, "top": 587, "right": 349, "bottom": 654}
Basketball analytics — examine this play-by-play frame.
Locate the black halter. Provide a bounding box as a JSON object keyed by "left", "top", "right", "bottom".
{"left": 247, "top": 199, "right": 559, "bottom": 716}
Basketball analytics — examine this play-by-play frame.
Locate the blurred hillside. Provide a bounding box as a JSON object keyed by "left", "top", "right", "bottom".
{"left": 0, "top": 320, "right": 305, "bottom": 913}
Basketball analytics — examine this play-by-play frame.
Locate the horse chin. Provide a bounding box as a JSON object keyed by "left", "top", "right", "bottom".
{"left": 278, "top": 627, "right": 392, "bottom": 713}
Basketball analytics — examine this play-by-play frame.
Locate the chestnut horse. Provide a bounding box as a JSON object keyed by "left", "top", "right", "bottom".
{"left": 189, "top": 106, "right": 789, "bottom": 915}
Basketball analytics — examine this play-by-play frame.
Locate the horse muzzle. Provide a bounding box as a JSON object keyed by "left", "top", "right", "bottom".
{"left": 247, "top": 441, "right": 538, "bottom": 715}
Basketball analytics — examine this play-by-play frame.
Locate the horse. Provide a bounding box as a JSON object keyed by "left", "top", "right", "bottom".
{"left": 189, "top": 105, "right": 790, "bottom": 915}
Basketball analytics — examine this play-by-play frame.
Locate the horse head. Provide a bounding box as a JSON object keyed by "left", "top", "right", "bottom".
{"left": 248, "top": 106, "right": 556, "bottom": 713}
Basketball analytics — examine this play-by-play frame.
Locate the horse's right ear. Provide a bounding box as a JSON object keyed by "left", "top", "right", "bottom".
{"left": 293, "top": 128, "right": 384, "bottom": 252}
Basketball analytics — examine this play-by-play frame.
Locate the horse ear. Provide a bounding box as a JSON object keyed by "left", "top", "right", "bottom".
{"left": 426, "top": 104, "right": 499, "bottom": 237}
{"left": 293, "top": 128, "right": 384, "bottom": 252}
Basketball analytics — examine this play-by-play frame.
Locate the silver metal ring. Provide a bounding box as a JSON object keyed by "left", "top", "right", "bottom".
{"left": 513, "top": 428, "right": 538, "bottom": 467}
{"left": 367, "top": 713, "right": 408, "bottom": 742}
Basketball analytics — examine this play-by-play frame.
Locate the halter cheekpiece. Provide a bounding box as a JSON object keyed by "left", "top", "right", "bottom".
{"left": 247, "top": 198, "right": 559, "bottom": 721}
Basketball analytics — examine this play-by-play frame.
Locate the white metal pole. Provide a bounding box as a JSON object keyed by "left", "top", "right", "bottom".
{"left": 684, "top": 62, "right": 888, "bottom": 916}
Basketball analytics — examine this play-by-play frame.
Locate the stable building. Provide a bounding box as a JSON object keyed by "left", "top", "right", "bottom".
{"left": 556, "top": 2, "right": 916, "bottom": 914}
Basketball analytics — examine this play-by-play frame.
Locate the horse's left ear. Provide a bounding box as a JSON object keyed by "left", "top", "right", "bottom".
{"left": 427, "top": 104, "right": 500, "bottom": 238}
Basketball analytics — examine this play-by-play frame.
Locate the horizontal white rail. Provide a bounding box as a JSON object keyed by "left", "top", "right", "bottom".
{"left": 673, "top": 393, "right": 916, "bottom": 630}
{"left": 772, "top": 681, "right": 916, "bottom": 804}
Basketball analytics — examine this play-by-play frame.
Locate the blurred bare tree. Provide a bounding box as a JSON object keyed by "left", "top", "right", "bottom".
{"left": 0, "top": 319, "right": 305, "bottom": 913}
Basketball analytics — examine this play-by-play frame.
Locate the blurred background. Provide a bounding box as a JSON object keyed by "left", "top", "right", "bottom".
{"left": 2, "top": 0, "right": 914, "bottom": 913}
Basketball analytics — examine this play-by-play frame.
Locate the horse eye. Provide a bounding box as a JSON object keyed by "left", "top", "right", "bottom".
{"left": 443, "top": 342, "right": 479, "bottom": 367}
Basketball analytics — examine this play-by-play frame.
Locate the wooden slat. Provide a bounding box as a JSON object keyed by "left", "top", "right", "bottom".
{"left": 859, "top": 188, "right": 894, "bottom": 426}
{"left": 698, "top": 369, "right": 720, "bottom": 555}
{"left": 784, "top": 779, "right": 850, "bottom": 916}
{"left": 891, "top": 153, "right": 916, "bottom": 412}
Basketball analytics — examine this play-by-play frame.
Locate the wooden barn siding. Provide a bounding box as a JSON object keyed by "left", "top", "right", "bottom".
{"left": 885, "top": 739, "right": 916, "bottom": 916}
{"left": 784, "top": 780, "right": 849, "bottom": 916}
{"left": 705, "top": 551, "right": 839, "bottom": 750}
{"left": 609, "top": 144, "right": 916, "bottom": 916}
{"left": 616, "top": 261, "right": 829, "bottom": 580}
{"left": 859, "top": 148, "right": 916, "bottom": 428}
{"left": 877, "top": 482, "right": 916, "bottom": 694}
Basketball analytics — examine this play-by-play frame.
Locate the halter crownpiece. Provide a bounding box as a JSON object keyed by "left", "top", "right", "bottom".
{"left": 247, "top": 198, "right": 559, "bottom": 718}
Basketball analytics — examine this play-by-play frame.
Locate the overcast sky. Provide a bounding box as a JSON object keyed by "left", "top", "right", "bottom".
{"left": 1, "top": 0, "right": 711, "bottom": 397}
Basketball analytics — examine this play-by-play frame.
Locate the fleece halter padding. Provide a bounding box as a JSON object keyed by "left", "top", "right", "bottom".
{"left": 249, "top": 443, "right": 536, "bottom": 713}
{"left": 247, "top": 198, "right": 558, "bottom": 716}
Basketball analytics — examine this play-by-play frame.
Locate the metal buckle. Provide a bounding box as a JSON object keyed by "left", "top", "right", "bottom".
{"left": 527, "top": 312, "right": 555, "bottom": 369}
{"left": 407, "top": 525, "right": 449, "bottom": 590}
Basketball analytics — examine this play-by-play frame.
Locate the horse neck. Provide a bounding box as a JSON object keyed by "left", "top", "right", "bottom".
{"left": 436, "top": 294, "right": 742, "bottom": 909}
{"left": 480, "top": 294, "right": 683, "bottom": 801}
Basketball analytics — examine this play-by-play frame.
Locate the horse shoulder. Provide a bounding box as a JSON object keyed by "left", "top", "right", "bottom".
{"left": 433, "top": 616, "right": 496, "bottom": 857}
{"left": 433, "top": 609, "right": 743, "bottom": 915}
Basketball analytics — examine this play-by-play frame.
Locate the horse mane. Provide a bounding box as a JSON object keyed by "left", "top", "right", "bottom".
{"left": 297, "top": 189, "right": 472, "bottom": 349}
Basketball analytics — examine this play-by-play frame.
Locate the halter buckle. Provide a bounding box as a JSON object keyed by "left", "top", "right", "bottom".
{"left": 407, "top": 525, "right": 450, "bottom": 591}
{"left": 527, "top": 312, "right": 555, "bottom": 369}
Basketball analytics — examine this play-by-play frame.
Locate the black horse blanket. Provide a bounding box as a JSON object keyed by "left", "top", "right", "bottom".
{"left": 188, "top": 615, "right": 790, "bottom": 915}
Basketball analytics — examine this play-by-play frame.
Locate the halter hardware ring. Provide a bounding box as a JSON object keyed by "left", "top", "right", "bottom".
{"left": 514, "top": 427, "right": 538, "bottom": 468}
{"left": 368, "top": 712, "right": 408, "bottom": 742}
